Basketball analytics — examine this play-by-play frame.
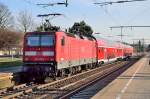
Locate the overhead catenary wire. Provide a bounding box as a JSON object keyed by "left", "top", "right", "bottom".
{"left": 125, "top": 5, "right": 150, "bottom": 25}
{"left": 101, "top": 6, "right": 121, "bottom": 25}
{"left": 21, "top": 0, "right": 69, "bottom": 29}
{"left": 93, "top": 0, "right": 122, "bottom": 28}
{"left": 22, "top": 0, "right": 54, "bottom": 13}
{"left": 36, "top": 0, "right": 68, "bottom": 7}
{"left": 94, "top": 0, "right": 146, "bottom": 6}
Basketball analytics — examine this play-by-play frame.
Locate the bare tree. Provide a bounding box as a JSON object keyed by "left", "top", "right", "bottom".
{"left": 0, "top": 3, "right": 13, "bottom": 29}
{"left": 0, "top": 29, "right": 23, "bottom": 55}
{"left": 17, "top": 10, "right": 34, "bottom": 33}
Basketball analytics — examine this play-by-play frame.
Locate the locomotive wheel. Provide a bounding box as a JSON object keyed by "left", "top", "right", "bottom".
{"left": 18, "top": 71, "right": 38, "bottom": 83}
{"left": 56, "top": 70, "right": 61, "bottom": 77}
{"left": 17, "top": 72, "right": 29, "bottom": 83}
{"left": 70, "top": 67, "right": 75, "bottom": 75}
{"left": 52, "top": 73, "right": 57, "bottom": 81}
{"left": 34, "top": 78, "right": 45, "bottom": 83}
{"left": 34, "top": 74, "right": 46, "bottom": 83}
{"left": 62, "top": 69, "right": 66, "bottom": 77}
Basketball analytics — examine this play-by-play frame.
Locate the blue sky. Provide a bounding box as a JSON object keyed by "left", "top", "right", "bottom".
{"left": 1, "top": 0, "right": 150, "bottom": 44}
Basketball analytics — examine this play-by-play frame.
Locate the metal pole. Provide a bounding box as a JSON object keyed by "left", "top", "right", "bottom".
{"left": 121, "top": 27, "right": 123, "bottom": 42}
{"left": 11, "top": 48, "right": 13, "bottom": 61}
{"left": 143, "top": 38, "right": 145, "bottom": 54}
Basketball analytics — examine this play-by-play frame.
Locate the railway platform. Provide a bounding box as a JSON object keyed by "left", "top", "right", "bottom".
{"left": 92, "top": 55, "right": 150, "bottom": 99}
{"left": 0, "top": 66, "right": 22, "bottom": 89}
{"left": 0, "top": 73, "right": 13, "bottom": 89}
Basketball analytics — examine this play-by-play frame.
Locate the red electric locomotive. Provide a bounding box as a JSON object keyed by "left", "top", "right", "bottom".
{"left": 23, "top": 31, "right": 97, "bottom": 82}
{"left": 22, "top": 31, "right": 133, "bottom": 82}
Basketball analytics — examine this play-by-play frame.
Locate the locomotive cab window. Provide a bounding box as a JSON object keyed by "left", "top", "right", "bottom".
{"left": 26, "top": 35, "right": 54, "bottom": 46}
{"left": 27, "top": 36, "right": 40, "bottom": 46}
{"left": 41, "top": 35, "right": 54, "bottom": 46}
{"left": 61, "top": 36, "right": 65, "bottom": 46}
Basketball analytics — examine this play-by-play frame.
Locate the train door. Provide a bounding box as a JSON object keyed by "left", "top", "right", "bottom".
{"left": 68, "top": 37, "right": 71, "bottom": 66}
{"left": 100, "top": 47, "right": 105, "bottom": 59}
{"left": 61, "top": 36, "right": 65, "bottom": 59}
{"left": 104, "top": 48, "right": 107, "bottom": 61}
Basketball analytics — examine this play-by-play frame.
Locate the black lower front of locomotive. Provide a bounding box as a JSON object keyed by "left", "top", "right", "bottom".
{"left": 21, "top": 62, "right": 57, "bottom": 83}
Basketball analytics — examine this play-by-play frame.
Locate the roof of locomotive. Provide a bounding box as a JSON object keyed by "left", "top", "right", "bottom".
{"left": 65, "top": 32, "right": 96, "bottom": 41}
{"left": 25, "top": 31, "right": 96, "bottom": 41}
{"left": 25, "top": 31, "right": 56, "bottom": 35}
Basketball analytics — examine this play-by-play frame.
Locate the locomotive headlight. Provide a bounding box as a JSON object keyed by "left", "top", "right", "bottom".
{"left": 25, "top": 51, "right": 36, "bottom": 56}
{"left": 42, "top": 51, "right": 54, "bottom": 56}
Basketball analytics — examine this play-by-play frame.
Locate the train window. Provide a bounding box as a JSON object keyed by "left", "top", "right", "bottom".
{"left": 61, "top": 36, "right": 65, "bottom": 46}
{"left": 27, "top": 35, "right": 54, "bottom": 46}
{"left": 41, "top": 35, "right": 54, "bottom": 46}
{"left": 101, "top": 48, "right": 104, "bottom": 52}
{"left": 99, "top": 49, "right": 101, "bottom": 53}
{"left": 27, "top": 36, "right": 40, "bottom": 46}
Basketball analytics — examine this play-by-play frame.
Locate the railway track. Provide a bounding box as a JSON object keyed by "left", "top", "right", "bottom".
{"left": 60, "top": 59, "right": 138, "bottom": 99}
{"left": 0, "top": 57, "right": 140, "bottom": 99}
{"left": 0, "top": 83, "right": 38, "bottom": 99}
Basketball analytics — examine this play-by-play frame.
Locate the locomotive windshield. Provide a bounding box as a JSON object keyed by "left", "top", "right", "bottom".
{"left": 27, "top": 35, "right": 54, "bottom": 46}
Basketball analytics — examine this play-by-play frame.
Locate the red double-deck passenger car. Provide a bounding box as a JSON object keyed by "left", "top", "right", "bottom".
{"left": 94, "top": 34, "right": 133, "bottom": 64}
